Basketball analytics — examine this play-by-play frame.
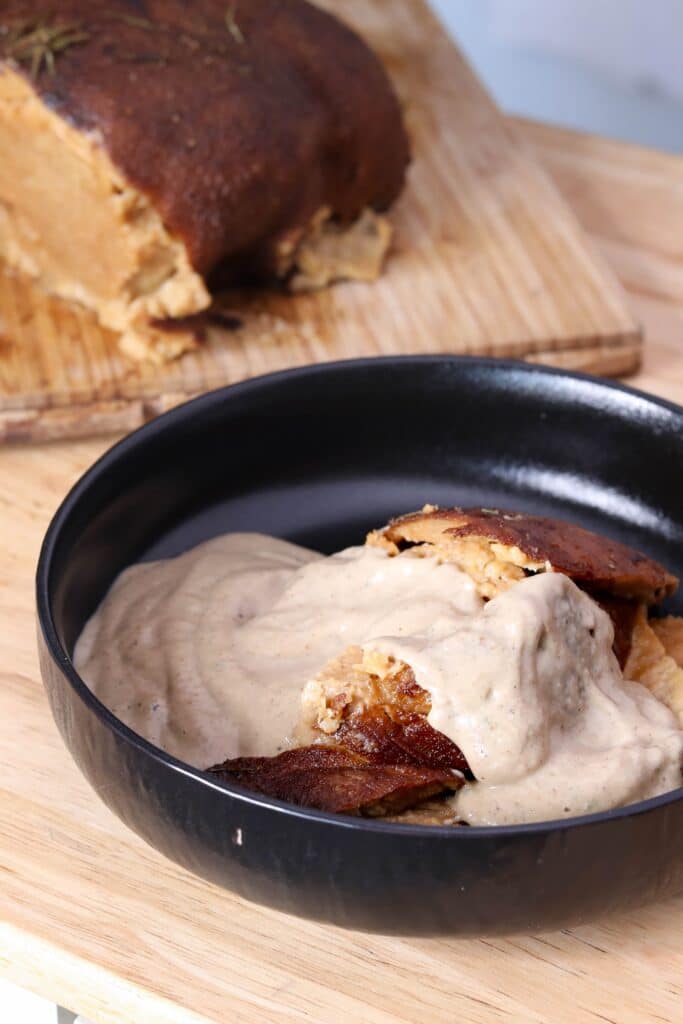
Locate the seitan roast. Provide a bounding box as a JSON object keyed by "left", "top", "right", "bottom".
{"left": 0, "top": 1, "right": 409, "bottom": 360}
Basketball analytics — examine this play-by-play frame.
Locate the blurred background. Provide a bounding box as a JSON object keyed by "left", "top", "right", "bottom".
{"left": 431, "top": 0, "right": 683, "bottom": 153}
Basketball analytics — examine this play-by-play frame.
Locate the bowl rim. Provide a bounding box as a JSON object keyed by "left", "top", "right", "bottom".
{"left": 36, "top": 354, "right": 683, "bottom": 838}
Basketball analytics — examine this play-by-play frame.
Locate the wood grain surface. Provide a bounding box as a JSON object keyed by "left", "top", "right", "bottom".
{"left": 0, "top": 121, "right": 682, "bottom": 1024}
{"left": 0, "top": 0, "right": 639, "bottom": 443}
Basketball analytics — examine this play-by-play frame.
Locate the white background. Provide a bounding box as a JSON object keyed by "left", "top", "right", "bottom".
{"left": 0, "top": 979, "right": 62, "bottom": 1023}
{"left": 432, "top": 0, "right": 683, "bottom": 151}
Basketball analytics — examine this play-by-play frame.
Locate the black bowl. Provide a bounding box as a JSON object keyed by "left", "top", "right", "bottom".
{"left": 37, "top": 356, "right": 683, "bottom": 936}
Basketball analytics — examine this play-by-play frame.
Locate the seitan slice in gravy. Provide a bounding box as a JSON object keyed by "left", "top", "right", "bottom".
{"left": 209, "top": 745, "right": 462, "bottom": 816}
{"left": 217, "top": 514, "right": 682, "bottom": 818}
{"left": 299, "top": 645, "right": 431, "bottom": 738}
{"left": 299, "top": 645, "right": 469, "bottom": 769}
{"left": 210, "top": 643, "right": 469, "bottom": 816}
{"left": 368, "top": 505, "right": 678, "bottom": 603}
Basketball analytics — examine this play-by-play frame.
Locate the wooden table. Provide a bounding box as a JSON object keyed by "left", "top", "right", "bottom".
{"left": 1, "top": 120, "right": 681, "bottom": 1024}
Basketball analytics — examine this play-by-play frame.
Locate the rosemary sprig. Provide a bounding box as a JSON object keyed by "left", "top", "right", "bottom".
{"left": 1, "top": 17, "right": 89, "bottom": 78}
{"left": 225, "top": 4, "right": 244, "bottom": 45}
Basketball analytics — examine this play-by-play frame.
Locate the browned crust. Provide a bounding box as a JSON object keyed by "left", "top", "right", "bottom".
{"left": 335, "top": 707, "right": 469, "bottom": 773}
{"left": 0, "top": 1, "right": 409, "bottom": 280}
{"left": 209, "top": 745, "right": 461, "bottom": 816}
{"left": 377, "top": 507, "right": 677, "bottom": 603}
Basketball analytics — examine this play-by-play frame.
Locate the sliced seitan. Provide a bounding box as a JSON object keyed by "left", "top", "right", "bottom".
{"left": 368, "top": 505, "right": 677, "bottom": 603}
{"left": 209, "top": 745, "right": 462, "bottom": 817}
{"left": 210, "top": 643, "right": 468, "bottom": 816}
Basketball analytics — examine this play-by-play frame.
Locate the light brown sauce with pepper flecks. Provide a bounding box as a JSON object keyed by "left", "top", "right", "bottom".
{"left": 75, "top": 533, "right": 683, "bottom": 825}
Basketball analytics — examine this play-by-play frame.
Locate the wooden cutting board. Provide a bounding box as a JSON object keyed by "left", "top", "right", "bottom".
{"left": 0, "top": 0, "right": 639, "bottom": 443}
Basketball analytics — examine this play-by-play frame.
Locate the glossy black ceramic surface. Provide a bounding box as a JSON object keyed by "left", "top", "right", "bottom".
{"left": 37, "top": 357, "right": 683, "bottom": 935}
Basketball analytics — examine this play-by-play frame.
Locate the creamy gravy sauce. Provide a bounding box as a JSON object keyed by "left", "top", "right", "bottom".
{"left": 74, "top": 532, "right": 683, "bottom": 825}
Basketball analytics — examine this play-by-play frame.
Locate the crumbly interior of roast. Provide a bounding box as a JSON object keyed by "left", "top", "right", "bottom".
{"left": 367, "top": 525, "right": 545, "bottom": 599}
{"left": 625, "top": 610, "right": 683, "bottom": 726}
{"left": 288, "top": 207, "right": 393, "bottom": 292}
{"left": 0, "top": 67, "right": 210, "bottom": 361}
{"left": 299, "top": 645, "right": 429, "bottom": 742}
{"left": 418, "top": 536, "right": 542, "bottom": 599}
